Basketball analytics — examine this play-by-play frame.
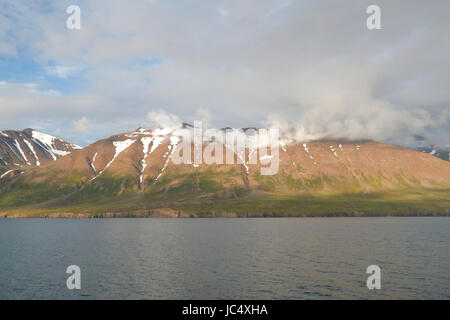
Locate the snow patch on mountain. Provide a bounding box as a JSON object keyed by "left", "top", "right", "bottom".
{"left": 149, "top": 136, "right": 164, "bottom": 152}
{"left": 140, "top": 137, "right": 154, "bottom": 184}
{"left": 93, "top": 139, "right": 136, "bottom": 180}
{"left": 0, "top": 169, "right": 13, "bottom": 179}
{"left": 13, "top": 139, "right": 30, "bottom": 165}
{"left": 1, "top": 138, "right": 21, "bottom": 160}
{"left": 153, "top": 128, "right": 175, "bottom": 136}
{"left": 238, "top": 150, "right": 249, "bottom": 174}
{"left": 330, "top": 145, "right": 337, "bottom": 157}
{"left": 89, "top": 152, "right": 98, "bottom": 174}
{"left": 31, "top": 137, "right": 56, "bottom": 160}
{"left": 32, "top": 130, "right": 80, "bottom": 158}
{"left": 156, "top": 136, "right": 180, "bottom": 181}
{"left": 280, "top": 141, "right": 287, "bottom": 152}
{"left": 23, "top": 139, "right": 40, "bottom": 166}
{"left": 260, "top": 154, "right": 273, "bottom": 161}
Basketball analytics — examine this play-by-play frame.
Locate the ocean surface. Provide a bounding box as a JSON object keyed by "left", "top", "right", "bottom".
{"left": 0, "top": 217, "right": 448, "bottom": 299}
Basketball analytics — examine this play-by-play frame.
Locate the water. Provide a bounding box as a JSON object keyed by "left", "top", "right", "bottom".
{"left": 0, "top": 217, "right": 448, "bottom": 300}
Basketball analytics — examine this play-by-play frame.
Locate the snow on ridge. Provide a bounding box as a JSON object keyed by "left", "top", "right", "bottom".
{"left": 13, "top": 139, "right": 30, "bottom": 165}
{"left": 23, "top": 139, "right": 40, "bottom": 166}
{"left": 31, "top": 130, "right": 80, "bottom": 159}
{"left": 280, "top": 140, "right": 287, "bottom": 152}
{"left": 31, "top": 137, "right": 56, "bottom": 160}
{"left": 32, "top": 131, "right": 57, "bottom": 148}
{"left": 301, "top": 143, "right": 316, "bottom": 164}
{"left": 329, "top": 145, "right": 337, "bottom": 157}
{"left": 124, "top": 127, "right": 185, "bottom": 141}
{"left": 90, "top": 152, "right": 98, "bottom": 173}
{"left": 170, "top": 135, "right": 180, "bottom": 145}
{"left": 127, "top": 127, "right": 177, "bottom": 137}
{"left": 303, "top": 143, "right": 309, "bottom": 153}
{"left": 52, "top": 149, "right": 70, "bottom": 156}
{"left": 93, "top": 139, "right": 136, "bottom": 180}
{"left": 1, "top": 170, "right": 13, "bottom": 179}
{"left": 0, "top": 131, "right": 8, "bottom": 137}
{"left": 150, "top": 136, "right": 164, "bottom": 153}
{"left": 238, "top": 150, "right": 249, "bottom": 174}
{"left": 140, "top": 137, "right": 154, "bottom": 184}
{"left": 260, "top": 154, "right": 273, "bottom": 161}
{"left": 153, "top": 127, "right": 176, "bottom": 136}
{"left": 1, "top": 137, "right": 21, "bottom": 160}
{"left": 156, "top": 136, "right": 180, "bottom": 181}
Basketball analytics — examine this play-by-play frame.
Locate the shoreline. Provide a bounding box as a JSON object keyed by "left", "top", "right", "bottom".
{"left": 2, "top": 212, "right": 449, "bottom": 218}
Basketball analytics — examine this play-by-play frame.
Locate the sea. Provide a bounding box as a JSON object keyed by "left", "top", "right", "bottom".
{"left": 0, "top": 217, "right": 448, "bottom": 299}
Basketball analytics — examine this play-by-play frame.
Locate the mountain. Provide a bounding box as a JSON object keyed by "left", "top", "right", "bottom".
{"left": 0, "top": 126, "right": 449, "bottom": 217}
{"left": 412, "top": 135, "right": 450, "bottom": 162}
{"left": 416, "top": 146, "right": 450, "bottom": 162}
{"left": 0, "top": 129, "right": 81, "bottom": 179}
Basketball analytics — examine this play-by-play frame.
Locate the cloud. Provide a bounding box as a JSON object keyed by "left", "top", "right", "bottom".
{"left": 73, "top": 116, "right": 90, "bottom": 133}
{"left": 147, "top": 109, "right": 181, "bottom": 128}
{"left": 46, "top": 65, "right": 81, "bottom": 79}
{"left": 0, "top": 0, "right": 449, "bottom": 148}
{"left": 24, "top": 82, "right": 61, "bottom": 96}
{"left": 195, "top": 107, "right": 212, "bottom": 129}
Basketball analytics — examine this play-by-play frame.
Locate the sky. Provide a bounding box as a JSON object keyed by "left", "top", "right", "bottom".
{"left": 0, "top": 0, "right": 449, "bottom": 147}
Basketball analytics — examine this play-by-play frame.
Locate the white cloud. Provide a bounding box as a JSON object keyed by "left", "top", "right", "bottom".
{"left": 195, "top": 107, "right": 212, "bottom": 129}
{"left": 24, "top": 82, "right": 61, "bottom": 96}
{"left": 147, "top": 109, "right": 181, "bottom": 128}
{"left": 73, "top": 116, "right": 90, "bottom": 133}
{"left": 46, "top": 65, "right": 81, "bottom": 79}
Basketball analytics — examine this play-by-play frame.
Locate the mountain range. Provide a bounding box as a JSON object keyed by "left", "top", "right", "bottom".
{"left": 1, "top": 126, "right": 449, "bottom": 217}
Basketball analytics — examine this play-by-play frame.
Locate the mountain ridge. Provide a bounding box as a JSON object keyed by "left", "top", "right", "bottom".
{"left": 1, "top": 126, "right": 449, "bottom": 217}
{"left": 0, "top": 129, "right": 80, "bottom": 179}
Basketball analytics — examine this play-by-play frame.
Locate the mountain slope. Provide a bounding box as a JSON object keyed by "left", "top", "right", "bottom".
{"left": 0, "top": 129, "right": 81, "bottom": 178}
{"left": 417, "top": 146, "right": 450, "bottom": 162}
{"left": 0, "top": 127, "right": 449, "bottom": 217}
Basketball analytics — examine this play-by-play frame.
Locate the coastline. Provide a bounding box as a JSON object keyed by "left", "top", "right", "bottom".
{"left": 2, "top": 210, "right": 449, "bottom": 218}
{"left": 2, "top": 188, "right": 449, "bottom": 218}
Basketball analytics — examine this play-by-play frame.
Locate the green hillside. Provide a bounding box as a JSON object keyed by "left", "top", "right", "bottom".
{"left": 1, "top": 167, "right": 449, "bottom": 217}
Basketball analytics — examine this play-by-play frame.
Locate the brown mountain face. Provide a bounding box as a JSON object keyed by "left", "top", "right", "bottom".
{"left": 0, "top": 127, "right": 449, "bottom": 217}
{"left": 0, "top": 129, "right": 81, "bottom": 179}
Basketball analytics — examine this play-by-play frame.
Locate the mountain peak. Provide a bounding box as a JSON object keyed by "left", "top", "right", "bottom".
{"left": 0, "top": 129, "right": 81, "bottom": 177}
